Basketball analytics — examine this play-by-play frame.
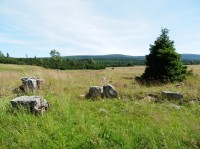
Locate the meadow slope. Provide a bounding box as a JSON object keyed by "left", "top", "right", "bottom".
{"left": 0, "top": 64, "right": 200, "bottom": 148}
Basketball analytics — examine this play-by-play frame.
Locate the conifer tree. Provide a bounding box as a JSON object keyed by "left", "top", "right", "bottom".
{"left": 141, "top": 28, "right": 187, "bottom": 83}
{"left": 6, "top": 53, "right": 9, "bottom": 58}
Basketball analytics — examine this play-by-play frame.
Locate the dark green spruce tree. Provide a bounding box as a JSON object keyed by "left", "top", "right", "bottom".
{"left": 140, "top": 28, "right": 187, "bottom": 83}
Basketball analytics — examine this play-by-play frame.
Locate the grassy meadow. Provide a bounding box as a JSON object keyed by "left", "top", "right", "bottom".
{"left": 0, "top": 64, "right": 200, "bottom": 148}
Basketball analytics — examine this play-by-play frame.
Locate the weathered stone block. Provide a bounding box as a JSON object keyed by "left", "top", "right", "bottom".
{"left": 102, "top": 84, "right": 118, "bottom": 98}
{"left": 85, "top": 84, "right": 117, "bottom": 99}
{"left": 10, "top": 96, "right": 49, "bottom": 114}
{"left": 85, "top": 86, "right": 103, "bottom": 99}
{"left": 36, "top": 79, "right": 45, "bottom": 89}
{"left": 162, "top": 91, "right": 183, "bottom": 102}
{"left": 20, "top": 76, "right": 45, "bottom": 92}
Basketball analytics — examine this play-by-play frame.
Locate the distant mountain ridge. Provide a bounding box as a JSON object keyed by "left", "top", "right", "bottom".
{"left": 181, "top": 54, "right": 200, "bottom": 60}
{"left": 63, "top": 54, "right": 200, "bottom": 60}
{"left": 63, "top": 54, "right": 144, "bottom": 60}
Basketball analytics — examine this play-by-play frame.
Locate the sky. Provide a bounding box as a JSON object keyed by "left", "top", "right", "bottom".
{"left": 0, "top": 0, "right": 200, "bottom": 57}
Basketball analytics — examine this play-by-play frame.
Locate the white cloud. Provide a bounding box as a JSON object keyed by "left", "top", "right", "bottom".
{"left": 0, "top": 0, "right": 200, "bottom": 56}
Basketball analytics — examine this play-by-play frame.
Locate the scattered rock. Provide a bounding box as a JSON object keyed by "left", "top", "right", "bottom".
{"left": 79, "top": 94, "right": 85, "bottom": 97}
{"left": 10, "top": 96, "right": 49, "bottom": 114}
{"left": 170, "top": 103, "right": 181, "bottom": 110}
{"left": 21, "top": 77, "right": 37, "bottom": 92}
{"left": 98, "top": 108, "right": 108, "bottom": 115}
{"left": 85, "top": 86, "right": 103, "bottom": 99}
{"left": 102, "top": 84, "right": 118, "bottom": 98}
{"left": 85, "top": 84, "right": 117, "bottom": 99}
{"left": 146, "top": 93, "right": 158, "bottom": 99}
{"left": 146, "top": 93, "right": 159, "bottom": 102}
{"left": 36, "top": 79, "right": 45, "bottom": 89}
{"left": 20, "top": 76, "right": 45, "bottom": 92}
{"left": 188, "top": 100, "right": 196, "bottom": 105}
{"left": 162, "top": 91, "right": 183, "bottom": 102}
{"left": 175, "top": 82, "right": 185, "bottom": 88}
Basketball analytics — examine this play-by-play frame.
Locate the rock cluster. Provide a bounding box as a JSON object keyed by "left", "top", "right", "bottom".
{"left": 10, "top": 76, "right": 48, "bottom": 115}
{"left": 20, "top": 76, "right": 45, "bottom": 92}
{"left": 85, "top": 84, "right": 117, "bottom": 99}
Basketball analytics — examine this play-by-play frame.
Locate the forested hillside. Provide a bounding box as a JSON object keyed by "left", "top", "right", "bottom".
{"left": 0, "top": 52, "right": 200, "bottom": 70}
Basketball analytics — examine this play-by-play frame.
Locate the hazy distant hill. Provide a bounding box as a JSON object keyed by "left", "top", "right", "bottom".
{"left": 63, "top": 54, "right": 200, "bottom": 60}
{"left": 63, "top": 54, "right": 145, "bottom": 60}
{"left": 181, "top": 54, "right": 200, "bottom": 60}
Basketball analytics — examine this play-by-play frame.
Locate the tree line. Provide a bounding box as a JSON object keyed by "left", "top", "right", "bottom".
{"left": 0, "top": 50, "right": 105, "bottom": 70}
{"left": 0, "top": 50, "right": 147, "bottom": 69}
{"left": 0, "top": 49, "right": 200, "bottom": 70}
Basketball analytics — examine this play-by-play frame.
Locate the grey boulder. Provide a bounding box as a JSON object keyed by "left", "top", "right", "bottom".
{"left": 20, "top": 76, "right": 45, "bottom": 92}
{"left": 10, "top": 96, "right": 49, "bottom": 114}
{"left": 85, "top": 84, "right": 117, "bottom": 99}
{"left": 85, "top": 86, "right": 103, "bottom": 99}
{"left": 162, "top": 91, "right": 183, "bottom": 102}
{"left": 21, "top": 77, "right": 37, "bottom": 92}
{"left": 102, "top": 84, "right": 118, "bottom": 98}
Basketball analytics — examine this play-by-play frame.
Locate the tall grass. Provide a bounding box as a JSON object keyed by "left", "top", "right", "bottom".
{"left": 0, "top": 64, "right": 200, "bottom": 148}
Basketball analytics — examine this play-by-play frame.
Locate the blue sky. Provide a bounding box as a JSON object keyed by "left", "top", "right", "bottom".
{"left": 0, "top": 0, "right": 200, "bottom": 57}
